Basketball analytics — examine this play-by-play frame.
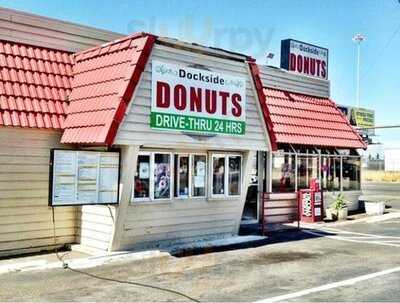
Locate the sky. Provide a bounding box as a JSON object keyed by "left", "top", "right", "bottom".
{"left": 1, "top": 0, "right": 399, "bottom": 145}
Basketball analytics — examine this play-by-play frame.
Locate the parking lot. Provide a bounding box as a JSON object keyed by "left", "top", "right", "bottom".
{"left": 0, "top": 215, "right": 399, "bottom": 302}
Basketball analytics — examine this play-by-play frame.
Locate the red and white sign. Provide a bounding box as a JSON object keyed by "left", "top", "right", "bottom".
{"left": 150, "top": 60, "right": 246, "bottom": 135}
{"left": 281, "top": 39, "right": 328, "bottom": 80}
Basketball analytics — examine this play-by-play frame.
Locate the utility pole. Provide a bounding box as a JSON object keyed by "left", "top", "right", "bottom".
{"left": 352, "top": 34, "right": 366, "bottom": 108}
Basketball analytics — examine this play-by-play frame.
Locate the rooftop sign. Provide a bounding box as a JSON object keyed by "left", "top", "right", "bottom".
{"left": 150, "top": 60, "right": 246, "bottom": 136}
{"left": 338, "top": 105, "right": 375, "bottom": 136}
{"left": 280, "top": 39, "right": 329, "bottom": 80}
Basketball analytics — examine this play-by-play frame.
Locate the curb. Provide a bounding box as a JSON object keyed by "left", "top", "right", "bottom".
{"left": 0, "top": 250, "right": 170, "bottom": 275}
{"left": 298, "top": 211, "right": 400, "bottom": 229}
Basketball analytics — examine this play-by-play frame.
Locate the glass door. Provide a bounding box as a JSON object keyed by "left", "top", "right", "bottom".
{"left": 241, "top": 152, "right": 261, "bottom": 224}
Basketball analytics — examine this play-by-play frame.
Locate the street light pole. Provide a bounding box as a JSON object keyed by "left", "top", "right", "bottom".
{"left": 352, "top": 34, "right": 366, "bottom": 108}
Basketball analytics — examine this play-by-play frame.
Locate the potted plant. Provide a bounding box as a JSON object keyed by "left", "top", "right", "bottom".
{"left": 327, "top": 193, "right": 348, "bottom": 220}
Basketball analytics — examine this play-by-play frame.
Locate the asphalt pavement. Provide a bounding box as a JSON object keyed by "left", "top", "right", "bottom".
{"left": 1, "top": 216, "right": 400, "bottom": 302}
{"left": 362, "top": 182, "right": 400, "bottom": 208}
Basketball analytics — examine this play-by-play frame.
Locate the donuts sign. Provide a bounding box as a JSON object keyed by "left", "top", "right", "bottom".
{"left": 150, "top": 60, "right": 246, "bottom": 135}
{"left": 281, "top": 39, "right": 328, "bottom": 80}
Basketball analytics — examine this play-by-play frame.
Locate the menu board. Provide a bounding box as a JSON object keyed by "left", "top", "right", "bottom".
{"left": 50, "top": 150, "right": 120, "bottom": 206}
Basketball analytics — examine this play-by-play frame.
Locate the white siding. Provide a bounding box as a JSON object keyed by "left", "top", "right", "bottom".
{"left": 260, "top": 65, "right": 330, "bottom": 98}
{"left": 0, "top": 128, "right": 76, "bottom": 257}
{"left": 76, "top": 205, "right": 115, "bottom": 251}
{"left": 0, "top": 7, "right": 122, "bottom": 52}
{"left": 114, "top": 44, "right": 269, "bottom": 151}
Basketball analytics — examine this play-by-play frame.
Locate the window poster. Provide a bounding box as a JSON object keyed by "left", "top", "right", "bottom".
{"left": 50, "top": 150, "right": 120, "bottom": 206}
{"left": 194, "top": 160, "right": 206, "bottom": 188}
{"left": 139, "top": 162, "right": 150, "bottom": 179}
{"left": 154, "top": 155, "right": 171, "bottom": 199}
{"left": 194, "top": 176, "right": 205, "bottom": 188}
{"left": 197, "top": 161, "right": 206, "bottom": 177}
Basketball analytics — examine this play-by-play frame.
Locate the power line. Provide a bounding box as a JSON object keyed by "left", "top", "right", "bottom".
{"left": 361, "top": 22, "right": 400, "bottom": 80}
{"left": 358, "top": 125, "right": 400, "bottom": 130}
{"left": 67, "top": 267, "right": 200, "bottom": 302}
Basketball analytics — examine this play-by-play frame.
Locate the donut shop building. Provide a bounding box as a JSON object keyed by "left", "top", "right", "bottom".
{"left": 0, "top": 8, "right": 366, "bottom": 256}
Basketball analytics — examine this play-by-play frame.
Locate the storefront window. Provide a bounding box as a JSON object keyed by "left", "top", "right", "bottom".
{"left": 134, "top": 154, "right": 151, "bottom": 199}
{"left": 297, "top": 155, "right": 319, "bottom": 190}
{"left": 154, "top": 153, "right": 171, "bottom": 199}
{"left": 212, "top": 156, "right": 225, "bottom": 195}
{"left": 308, "top": 156, "right": 320, "bottom": 181}
{"left": 228, "top": 156, "right": 241, "bottom": 195}
{"left": 297, "top": 156, "right": 308, "bottom": 190}
{"left": 192, "top": 155, "right": 206, "bottom": 197}
{"left": 271, "top": 153, "right": 296, "bottom": 193}
{"left": 211, "top": 154, "right": 242, "bottom": 197}
{"left": 176, "top": 155, "right": 189, "bottom": 197}
{"left": 321, "top": 157, "right": 341, "bottom": 191}
{"left": 342, "top": 157, "right": 361, "bottom": 191}
{"left": 270, "top": 148, "right": 360, "bottom": 194}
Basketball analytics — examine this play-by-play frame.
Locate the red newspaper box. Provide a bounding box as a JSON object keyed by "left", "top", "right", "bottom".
{"left": 299, "top": 187, "right": 323, "bottom": 223}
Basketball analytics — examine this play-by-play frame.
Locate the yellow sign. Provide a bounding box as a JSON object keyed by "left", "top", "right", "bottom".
{"left": 352, "top": 108, "right": 375, "bottom": 128}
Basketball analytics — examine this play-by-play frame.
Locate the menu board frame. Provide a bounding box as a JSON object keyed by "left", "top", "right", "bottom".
{"left": 49, "top": 149, "right": 121, "bottom": 206}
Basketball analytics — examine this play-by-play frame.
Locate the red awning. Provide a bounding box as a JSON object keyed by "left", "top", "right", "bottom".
{"left": 261, "top": 87, "right": 367, "bottom": 149}
{"left": 0, "top": 40, "right": 73, "bottom": 129}
{"left": 61, "top": 33, "right": 155, "bottom": 146}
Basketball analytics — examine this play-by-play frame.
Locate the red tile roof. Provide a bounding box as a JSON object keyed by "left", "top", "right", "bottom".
{"left": 61, "top": 33, "right": 155, "bottom": 146}
{"left": 261, "top": 87, "right": 367, "bottom": 149}
{"left": 248, "top": 62, "right": 278, "bottom": 151}
{"left": 0, "top": 40, "right": 73, "bottom": 129}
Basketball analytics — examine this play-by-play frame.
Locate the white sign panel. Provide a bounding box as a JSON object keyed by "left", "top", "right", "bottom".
{"left": 51, "top": 150, "right": 120, "bottom": 206}
{"left": 150, "top": 60, "right": 246, "bottom": 136}
{"left": 281, "top": 39, "right": 328, "bottom": 80}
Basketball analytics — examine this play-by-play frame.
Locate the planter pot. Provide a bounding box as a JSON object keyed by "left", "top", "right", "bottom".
{"left": 365, "top": 202, "right": 385, "bottom": 216}
{"left": 337, "top": 207, "right": 348, "bottom": 220}
{"left": 325, "top": 208, "right": 336, "bottom": 221}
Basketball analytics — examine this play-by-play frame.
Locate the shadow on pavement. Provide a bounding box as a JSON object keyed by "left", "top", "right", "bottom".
{"left": 174, "top": 225, "right": 333, "bottom": 258}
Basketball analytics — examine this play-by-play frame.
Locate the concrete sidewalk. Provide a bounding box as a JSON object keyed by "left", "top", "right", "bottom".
{"left": 297, "top": 209, "right": 400, "bottom": 229}
{"left": 0, "top": 235, "right": 266, "bottom": 275}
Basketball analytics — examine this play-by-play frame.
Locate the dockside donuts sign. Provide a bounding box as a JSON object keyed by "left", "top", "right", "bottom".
{"left": 150, "top": 60, "right": 246, "bottom": 135}
{"left": 281, "top": 39, "right": 328, "bottom": 80}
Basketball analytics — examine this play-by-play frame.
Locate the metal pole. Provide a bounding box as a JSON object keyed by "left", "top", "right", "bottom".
{"left": 353, "top": 34, "right": 366, "bottom": 108}
{"left": 356, "top": 41, "right": 361, "bottom": 108}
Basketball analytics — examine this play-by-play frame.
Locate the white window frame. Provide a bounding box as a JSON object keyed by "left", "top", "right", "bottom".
{"left": 211, "top": 154, "right": 227, "bottom": 198}
{"left": 152, "top": 151, "right": 173, "bottom": 201}
{"left": 190, "top": 153, "right": 208, "bottom": 199}
{"left": 176, "top": 154, "right": 190, "bottom": 199}
{"left": 132, "top": 151, "right": 173, "bottom": 202}
{"left": 227, "top": 154, "right": 243, "bottom": 197}
{"left": 210, "top": 153, "right": 242, "bottom": 199}
{"left": 133, "top": 152, "right": 152, "bottom": 202}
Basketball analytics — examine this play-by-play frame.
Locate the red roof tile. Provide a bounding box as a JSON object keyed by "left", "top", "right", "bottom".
{"left": 249, "top": 62, "right": 366, "bottom": 150}
{"left": 261, "top": 87, "right": 367, "bottom": 149}
{"left": 0, "top": 40, "right": 73, "bottom": 130}
{"left": 248, "top": 62, "right": 278, "bottom": 151}
{"left": 61, "top": 33, "right": 156, "bottom": 146}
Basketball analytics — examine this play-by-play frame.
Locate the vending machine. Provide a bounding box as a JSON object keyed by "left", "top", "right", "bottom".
{"left": 299, "top": 178, "right": 324, "bottom": 223}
